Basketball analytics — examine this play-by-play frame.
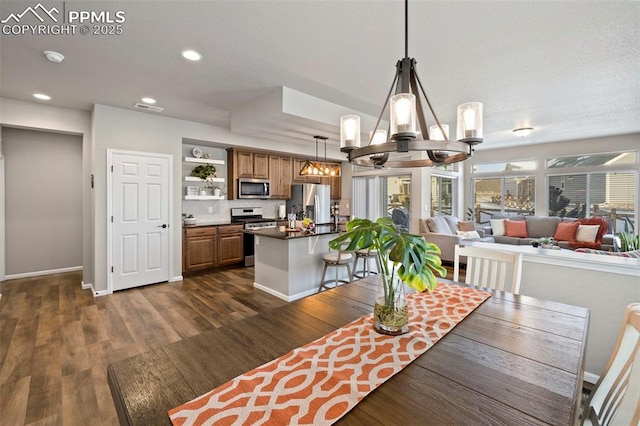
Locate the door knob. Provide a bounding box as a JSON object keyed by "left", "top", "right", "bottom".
{"left": 158, "top": 224, "right": 168, "bottom": 228}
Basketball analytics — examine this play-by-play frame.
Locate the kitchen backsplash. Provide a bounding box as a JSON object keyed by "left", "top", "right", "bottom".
{"left": 183, "top": 199, "right": 285, "bottom": 222}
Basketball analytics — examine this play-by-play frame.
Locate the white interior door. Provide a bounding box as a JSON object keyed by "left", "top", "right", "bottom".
{"left": 110, "top": 151, "right": 169, "bottom": 291}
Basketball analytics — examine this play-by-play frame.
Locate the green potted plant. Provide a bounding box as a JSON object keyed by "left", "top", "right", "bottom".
{"left": 329, "top": 217, "right": 446, "bottom": 335}
{"left": 531, "top": 236, "right": 554, "bottom": 248}
{"left": 619, "top": 232, "right": 639, "bottom": 252}
{"left": 190, "top": 164, "right": 216, "bottom": 180}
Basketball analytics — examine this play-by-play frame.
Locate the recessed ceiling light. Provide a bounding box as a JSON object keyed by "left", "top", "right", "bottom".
{"left": 181, "top": 49, "right": 202, "bottom": 61}
{"left": 141, "top": 97, "right": 156, "bottom": 104}
{"left": 513, "top": 127, "right": 533, "bottom": 137}
{"left": 33, "top": 93, "right": 51, "bottom": 100}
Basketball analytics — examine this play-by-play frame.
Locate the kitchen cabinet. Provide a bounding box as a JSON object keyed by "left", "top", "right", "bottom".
{"left": 217, "top": 225, "right": 244, "bottom": 265}
{"left": 236, "top": 151, "right": 268, "bottom": 179}
{"left": 183, "top": 227, "right": 217, "bottom": 271}
{"left": 330, "top": 175, "right": 342, "bottom": 200}
{"left": 227, "top": 149, "right": 270, "bottom": 199}
{"left": 269, "top": 155, "right": 292, "bottom": 199}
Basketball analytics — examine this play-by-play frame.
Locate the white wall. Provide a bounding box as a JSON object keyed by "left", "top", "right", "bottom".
{"left": 464, "top": 133, "right": 640, "bottom": 216}
{"left": 3, "top": 128, "right": 82, "bottom": 276}
{"left": 0, "top": 98, "right": 93, "bottom": 286}
{"left": 91, "top": 104, "right": 337, "bottom": 292}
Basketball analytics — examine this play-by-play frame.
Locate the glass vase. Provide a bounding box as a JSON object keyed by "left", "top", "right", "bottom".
{"left": 373, "top": 269, "right": 409, "bottom": 335}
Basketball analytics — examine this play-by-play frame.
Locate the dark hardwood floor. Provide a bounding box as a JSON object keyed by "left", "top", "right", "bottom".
{"left": 0, "top": 268, "right": 287, "bottom": 425}
{"left": 0, "top": 264, "right": 461, "bottom": 425}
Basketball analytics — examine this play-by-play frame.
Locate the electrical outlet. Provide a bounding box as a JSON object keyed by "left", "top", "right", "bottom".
{"left": 208, "top": 206, "right": 213, "bottom": 213}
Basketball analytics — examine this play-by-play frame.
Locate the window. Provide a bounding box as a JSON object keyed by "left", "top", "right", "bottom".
{"left": 548, "top": 172, "right": 637, "bottom": 233}
{"left": 547, "top": 151, "right": 637, "bottom": 169}
{"left": 473, "top": 160, "right": 536, "bottom": 173}
{"left": 352, "top": 175, "right": 411, "bottom": 232}
{"left": 473, "top": 176, "right": 535, "bottom": 223}
{"left": 431, "top": 176, "right": 456, "bottom": 217}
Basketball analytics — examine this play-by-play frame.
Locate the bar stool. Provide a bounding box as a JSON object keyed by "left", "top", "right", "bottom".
{"left": 352, "top": 248, "right": 381, "bottom": 279}
{"left": 318, "top": 245, "right": 353, "bottom": 292}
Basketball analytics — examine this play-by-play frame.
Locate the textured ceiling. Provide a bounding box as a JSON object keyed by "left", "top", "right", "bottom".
{"left": 1, "top": 0, "right": 639, "bottom": 151}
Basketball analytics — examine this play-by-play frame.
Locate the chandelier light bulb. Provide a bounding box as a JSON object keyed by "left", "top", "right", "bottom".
{"left": 340, "top": 115, "right": 361, "bottom": 151}
{"left": 370, "top": 129, "right": 387, "bottom": 145}
{"left": 429, "top": 124, "right": 449, "bottom": 141}
{"left": 390, "top": 93, "right": 417, "bottom": 138}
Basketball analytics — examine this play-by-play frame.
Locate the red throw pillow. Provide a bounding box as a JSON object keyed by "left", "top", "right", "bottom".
{"left": 554, "top": 221, "right": 580, "bottom": 241}
{"left": 504, "top": 219, "right": 528, "bottom": 237}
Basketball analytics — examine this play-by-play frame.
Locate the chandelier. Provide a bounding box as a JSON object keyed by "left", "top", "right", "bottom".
{"left": 300, "top": 135, "right": 342, "bottom": 177}
{"left": 340, "top": 0, "right": 483, "bottom": 168}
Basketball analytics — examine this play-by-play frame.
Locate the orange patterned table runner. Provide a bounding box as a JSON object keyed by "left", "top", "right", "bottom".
{"left": 168, "top": 283, "right": 491, "bottom": 426}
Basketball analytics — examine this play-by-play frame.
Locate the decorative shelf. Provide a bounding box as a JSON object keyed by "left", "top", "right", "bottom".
{"left": 184, "top": 195, "right": 226, "bottom": 201}
{"left": 184, "top": 157, "right": 225, "bottom": 165}
{"left": 184, "top": 176, "right": 225, "bottom": 183}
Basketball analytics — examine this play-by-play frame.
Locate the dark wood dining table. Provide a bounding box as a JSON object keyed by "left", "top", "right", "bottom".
{"left": 107, "top": 277, "right": 589, "bottom": 425}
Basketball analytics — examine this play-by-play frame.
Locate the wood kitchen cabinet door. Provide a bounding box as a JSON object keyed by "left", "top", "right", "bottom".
{"left": 217, "top": 225, "right": 244, "bottom": 265}
{"left": 252, "top": 154, "right": 269, "bottom": 179}
{"left": 269, "top": 155, "right": 293, "bottom": 199}
{"left": 184, "top": 236, "right": 217, "bottom": 270}
{"left": 236, "top": 151, "right": 254, "bottom": 178}
{"left": 330, "top": 175, "right": 342, "bottom": 200}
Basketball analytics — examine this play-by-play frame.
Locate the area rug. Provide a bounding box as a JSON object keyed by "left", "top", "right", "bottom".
{"left": 168, "top": 283, "right": 491, "bottom": 426}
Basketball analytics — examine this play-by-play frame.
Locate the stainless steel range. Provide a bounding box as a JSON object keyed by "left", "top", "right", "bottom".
{"left": 230, "top": 207, "right": 276, "bottom": 267}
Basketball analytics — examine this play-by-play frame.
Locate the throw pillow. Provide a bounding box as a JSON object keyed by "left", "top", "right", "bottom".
{"left": 504, "top": 219, "right": 528, "bottom": 238}
{"left": 553, "top": 221, "right": 580, "bottom": 241}
{"left": 426, "top": 216, "right": 453, "bottom": 234}
{"left": 456, "top": 230, "right": 481, "bottom": 239}
{"left": 576, "top": 225, "right": 599, "bottom": 242}
{"left": 458, "top": 221, "right": 476, "bottom": 232}
{"left": 490, "top": 219, "right": 505, "bottom": 236}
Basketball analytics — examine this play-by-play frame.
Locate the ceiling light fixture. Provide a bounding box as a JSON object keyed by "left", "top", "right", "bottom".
{"left": 181, "top": 49, "right": 202, "bottom": 61}
{"left": 513, "top": 127, "right": 533, "bottom": 137}
{"left": 44, "top": 50, "right": 64, "bottom": 63}
{"left": 33, "top": 93, "right": 51, "bottom": 100}
{"left": 300, "top": 136, "right": 341, "bottom": 177}
{"left": 340, "top": 0, "right": 483, "bottom": 169}
{"left": 141, "top": 97, "right": 157, "bottom": 104}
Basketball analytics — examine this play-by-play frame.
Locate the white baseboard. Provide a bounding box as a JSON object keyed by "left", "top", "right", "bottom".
{"left": 93, "top": 288, "right": 110, "bottom": 297}
{"left": 583, "top": 371, "right": 599, "bottom": 385}
{"left": 81, "top": 281, "right": 92, "bottom": 290}
{"left": 169, "top": 275, "right": 183, "bottom": 282}
{"left": 253, "top": 282, "right": 317, "bottom": 302}
{"left": 4, "top": 266, "right": 83, "bottom": 280}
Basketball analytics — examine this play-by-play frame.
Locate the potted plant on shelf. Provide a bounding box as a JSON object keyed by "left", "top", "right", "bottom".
{"left": 191, "top": 164, "right": 216, "bottom": 180}
{"left": 329, "top": 217, "right": 446, "bottom": 335}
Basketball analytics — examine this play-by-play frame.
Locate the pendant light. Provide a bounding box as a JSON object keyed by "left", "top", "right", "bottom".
{"left": 300, "top": 136, "right": 341, "bottom": 177}
{"left": 339, "top": 0, "right": 483, "bottom": 168}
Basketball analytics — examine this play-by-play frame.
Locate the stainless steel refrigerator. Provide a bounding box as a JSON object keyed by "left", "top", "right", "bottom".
{"left": 287, "top": 183, "right": 331, "bottom": 224}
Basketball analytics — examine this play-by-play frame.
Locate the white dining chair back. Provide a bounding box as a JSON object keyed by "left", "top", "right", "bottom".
{"left": 453, "top": 245, "right": 523, "bottom": 294}
{"left": 583, "top": 303, "right": 640, "bottom": 426}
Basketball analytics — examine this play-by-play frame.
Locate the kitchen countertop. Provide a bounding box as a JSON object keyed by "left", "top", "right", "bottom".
{"left": 183, "top": 220, "right": 232, "bottom": 228}
{"left": 244, "top": 224, "right": 341, "bottom": 240}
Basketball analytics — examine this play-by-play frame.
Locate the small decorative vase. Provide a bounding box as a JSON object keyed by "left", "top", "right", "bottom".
{"left": 373, "top": 270, "right": 409, "bottom": 335}
{"left": 541, "top": 243, "right": 553, "bottom": 249}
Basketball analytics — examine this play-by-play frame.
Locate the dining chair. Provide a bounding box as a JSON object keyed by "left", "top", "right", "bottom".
{"left": 318, "top": 242, "right": 353, "bottom": 292}
{"left": 582, "top": 303, "right": 640, "bottom": 426}
{"left": 453, "top": 244, "right": 523, "bottom": 294}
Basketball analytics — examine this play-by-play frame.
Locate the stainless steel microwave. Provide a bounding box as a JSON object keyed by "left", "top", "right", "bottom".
{"left": 238, "top": 178, "right": 271, "bottom": 199}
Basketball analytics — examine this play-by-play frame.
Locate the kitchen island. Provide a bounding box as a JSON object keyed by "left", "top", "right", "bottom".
{"left": 246, "top": 225, "right": 343, "bottom": 301}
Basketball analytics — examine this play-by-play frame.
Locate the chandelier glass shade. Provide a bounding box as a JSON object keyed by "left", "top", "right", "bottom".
{"left": 340, "top": 0, "right": 483, "bottom": 169}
